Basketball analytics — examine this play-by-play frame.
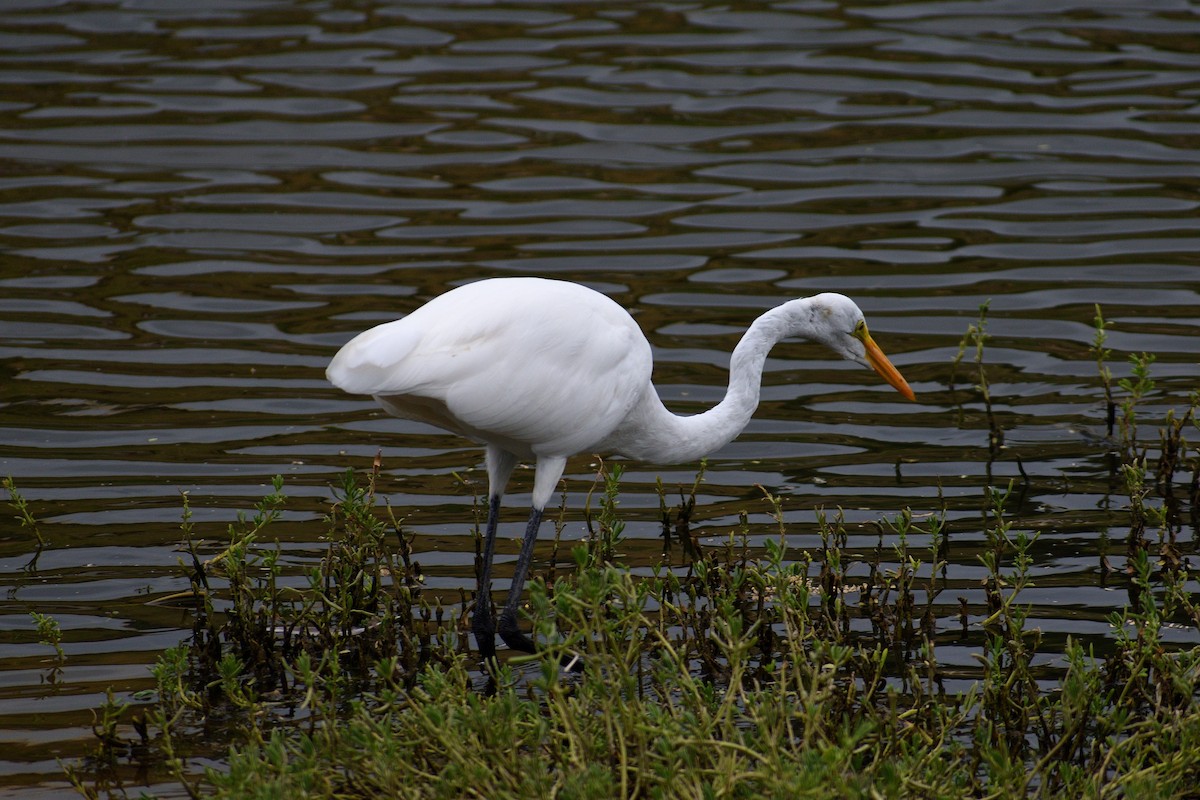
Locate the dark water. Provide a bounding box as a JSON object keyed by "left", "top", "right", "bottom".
{"left": 1, "top": 0, "right": 1199, "bottom": 794}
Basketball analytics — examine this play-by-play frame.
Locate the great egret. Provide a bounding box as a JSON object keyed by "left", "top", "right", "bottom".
{"left": 327, "top": 276, "right": 914, "bottom": 659}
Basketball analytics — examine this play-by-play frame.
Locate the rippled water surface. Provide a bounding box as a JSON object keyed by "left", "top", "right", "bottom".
{"left": 2, "top": 0, "right": 1199, "bottom": 794}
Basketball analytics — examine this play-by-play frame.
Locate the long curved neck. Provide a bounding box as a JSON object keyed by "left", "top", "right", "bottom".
{"left": 609, "top": 299, "right": 824, "bottom": 464}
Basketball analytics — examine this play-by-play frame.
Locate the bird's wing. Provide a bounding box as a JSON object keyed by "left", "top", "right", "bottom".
{"left": 328, "top": 278, "right": 653, "bottom": 456}
{"left": 326, "top": 316, "right": 424, "bottom": 397}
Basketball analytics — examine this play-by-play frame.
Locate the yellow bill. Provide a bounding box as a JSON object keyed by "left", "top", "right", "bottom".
{"left": 858, "top": 325, "right": 915, "bottom": 401}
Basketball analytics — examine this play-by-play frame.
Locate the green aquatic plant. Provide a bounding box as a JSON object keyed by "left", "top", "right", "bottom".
{"left": 29, "top": 610, "right": 65, "bottom": 682}
{"left": 1092, "top": 306, "right": 1198, "bottom": 510}
{"left": 656, "top": 458, "right": 706, "bottom": 562}
{"left": 1088, "top": 307, "right": 1197, "bottom": 494}
{"left": 952, "top": 300, "right": 1002, "bottom": 453}
{"left": 1118, "top": 351, "right": 1157, "bottom": 464}
{"left": 1091, "top": 304, "right": 1116, "bottom": 437}
{"left": 3, "top": 476, "right": 44, "bottom": 548}
{"left": 62, "top": 463, "right": 1200, "bottom": 799}
{"left": 583, "top": 459, "right": 625, "bottom": 568}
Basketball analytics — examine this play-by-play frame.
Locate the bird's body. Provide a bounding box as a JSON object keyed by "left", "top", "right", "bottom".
{"left": 330, "top": 278, "right": 653, "bottom": 464}
{"left": 327, "top": 276, "right": 914, "bottom": 658}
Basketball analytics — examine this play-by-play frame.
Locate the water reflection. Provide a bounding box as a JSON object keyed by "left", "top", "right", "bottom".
{"left": 1, "top": 0, "right": 1198, "bottom": 793}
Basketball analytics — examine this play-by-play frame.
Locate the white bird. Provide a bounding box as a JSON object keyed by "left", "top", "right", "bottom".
{"left": 327, "top": 276, "right": 914, "bottom": 659}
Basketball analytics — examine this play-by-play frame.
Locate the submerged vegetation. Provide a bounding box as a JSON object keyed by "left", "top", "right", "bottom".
{"left": 9, "top": 311, "right": 1196, "bottom": 798}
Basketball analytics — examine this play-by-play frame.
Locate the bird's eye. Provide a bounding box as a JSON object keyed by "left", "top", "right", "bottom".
{"left": 853, "top": 319, "right": 868, "bottom": 341}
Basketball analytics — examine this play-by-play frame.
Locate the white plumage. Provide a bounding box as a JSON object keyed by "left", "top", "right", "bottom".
{"left": 327, "top": 276, "right": 914, "bottom": 659}
{"left": 330, "top": 278, "right": 651, "bottom": 464}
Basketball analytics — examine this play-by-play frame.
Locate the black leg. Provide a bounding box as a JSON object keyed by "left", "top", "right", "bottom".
{"left": 497, "top": 506, "right": 544, "bottom": 654}
{"left": 472, "top": 493, "right": 502, "bottom": 660}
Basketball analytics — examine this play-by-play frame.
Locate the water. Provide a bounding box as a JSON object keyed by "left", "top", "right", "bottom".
{"left": 1, "top": 0, "right": 1198, "bottom": 794}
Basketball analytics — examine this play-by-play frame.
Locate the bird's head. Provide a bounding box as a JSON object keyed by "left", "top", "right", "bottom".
{"left": 807, "top": 293, "right": 916, "bottom": 401}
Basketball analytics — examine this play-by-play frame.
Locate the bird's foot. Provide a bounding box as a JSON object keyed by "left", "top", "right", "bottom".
{"left": 497, "top": 612, "right": 585, "bottom": 672}
{"left": 497, "top": 612, "right": 537, "bottom": 654}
